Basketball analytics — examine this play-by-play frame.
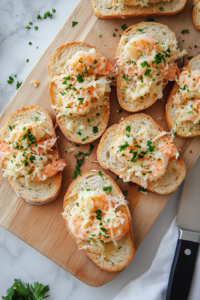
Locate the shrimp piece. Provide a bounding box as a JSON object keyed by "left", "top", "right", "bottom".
{"left": 100, "top": 211, "right": 130, "bottom": 242}
{"left": 67, "top": 49, "right": 115, "bottom": 76}
{"left": 124, "top": 35, "right": 157, "bottom": 61}
{"left": 31, "top": 160, "right": 66, "bottom": 181}
{"left": 161, "top": 144, "right": 178, "bottom": 159}
{"left": 161, "top": 67, "right": 180, "bottom": 81}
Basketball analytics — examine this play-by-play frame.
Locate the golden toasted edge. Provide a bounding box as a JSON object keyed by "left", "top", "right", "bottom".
{"left": 63, "top": 170, "right": 135, "bottom": 272}
{"left": 0, "top": 106, "right": 63, "bottom": 204}
{"left": 165, "top": 55, "right": 200, "bottom": 138}
{"left": 193, "top": 1, "right": 200, "bottom": 31}
{"left": 97, "top": 113, "right": 186, "bottom": 194}
{"left": 48, "top": 42, "right": 111, "bottom": 144}
{"left": 116, "top": 22, "right": 176, "bottom": 112}
{"left": 92, "top": 0, "right": 187, "bottom": 19}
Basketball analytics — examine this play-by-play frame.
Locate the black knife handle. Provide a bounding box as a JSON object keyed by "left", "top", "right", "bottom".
{"left": 166, "top": 239, "right": 199, "bottom": 300}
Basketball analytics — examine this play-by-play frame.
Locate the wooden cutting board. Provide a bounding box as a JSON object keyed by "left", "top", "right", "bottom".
{"left": 0, "top": 0, "right": 200, "bottom": 287}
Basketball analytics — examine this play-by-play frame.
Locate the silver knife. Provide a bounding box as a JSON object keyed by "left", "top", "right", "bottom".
{"left": 166, "top": 158, "right": 200, "bottom": 300}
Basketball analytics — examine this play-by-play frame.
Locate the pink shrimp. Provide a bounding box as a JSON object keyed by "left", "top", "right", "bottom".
{"left": 31, "top": 160, "right": 66, "bottom": 181}
{"left": 67, "top": 49, "right": 115, "bottom": 76}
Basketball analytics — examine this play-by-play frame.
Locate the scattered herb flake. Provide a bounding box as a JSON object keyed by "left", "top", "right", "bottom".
{"left": 72, "top": 21, "right": 78, "bottom": 27}
{"left": 121, "top": 24, "right": 128, "bottom": 30}
{"left": 181, "top": 29, "right": 189, "bottom": 34}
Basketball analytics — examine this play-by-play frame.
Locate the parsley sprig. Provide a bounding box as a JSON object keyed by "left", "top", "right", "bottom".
{"left": 2, "top": 279, "right": 50, "bottom": 300}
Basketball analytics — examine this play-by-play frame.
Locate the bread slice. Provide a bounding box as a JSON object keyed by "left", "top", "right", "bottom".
{"left": 63, "top": 170, "right": 135, "bottom": 272}
{"left": 166, "top": 55, "right": 200, "bottom": 138}
{"left": 92, "top": 0, "right": 186, "bottom": 19}
{"left": 115, "top": 22, "right": 185, "bottom": 113}
{"left": 48, "top": 42, "right": 110, "bottom": 144}
{"left": 97, "top": 113, "right": 186, "bottom": 194}
{"left": 0, "top": 106, "right": 63, "bottom": 205}
{"left": 193, "top": 0, "right": 200, "bottom": 31}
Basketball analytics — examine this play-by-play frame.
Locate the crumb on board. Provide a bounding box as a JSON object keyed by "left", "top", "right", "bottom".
{"left": 31, "top": 79, "right": 40, "bottom": 87}
{"left": 190, "top": 150, "right": 193, "bottom": 154}
{"left": 103, "top": 43, "right": 106, "bottom": 46}
{"left": 158, "top": 117, "right": 163, "bottom": 120}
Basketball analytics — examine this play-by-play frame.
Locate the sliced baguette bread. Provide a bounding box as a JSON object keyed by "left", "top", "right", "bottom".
{"left": 97, "top": 113, "right": 186, "bottom": 194}
{"left": 48, "top": 42, "right": 111, "bottom": 144}
{"left": 0, "top": 106, "right": 63, "bottom": 205}
{"left": 63, "top": 170, "right": 135, "bottom": 272}
{"left": 166, "top": 55, "right": 200, "bottom": 137}
{"left": 92, "top": 0, "right": 187, "bottom": 19}
{"left": 193, "top": 0, "right": 200, "bottom": 31}
{"left": 115, "top": 22, "right": 186, "bottom": 113}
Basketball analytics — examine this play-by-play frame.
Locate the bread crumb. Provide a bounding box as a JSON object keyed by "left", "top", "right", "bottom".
{"left": 31, "top": 79, "right": 40, "bottom": 87}
{"left": 103, "top": 43, "right": 106, "bottom": 46}
{"left": 190, "top": 150, "right": 193, "bottom": 154}
{"left": 158, "top": 117, "right": 163, "bottom": 120}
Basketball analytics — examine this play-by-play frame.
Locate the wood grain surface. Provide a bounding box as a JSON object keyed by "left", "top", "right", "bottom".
{"left": 0, "top": 0, "right": 200, "bottom": 287}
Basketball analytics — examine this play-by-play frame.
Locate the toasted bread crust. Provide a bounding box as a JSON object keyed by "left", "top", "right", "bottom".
{"left": 116, "top": 22, "right": 177, "bottom": 113}
{"left": 48, "top": 42, "right": 110, "bottom": 144}
{"left": 97, "top": 113, "right": 186, "bottom": 194}
{"left": 63, "top": 170, "right": 135, "bottom": 272}
{"left": 0, "top": 106, "right": 63, "bottom": 205}
{"left": 166, "top": 55, "right": 200, "bottom": 138}
{"left": 92, "top": 0, "right": 187, "bottom": 19}
{"left": 193, "top": 0, "right": 200, "bottom": 31}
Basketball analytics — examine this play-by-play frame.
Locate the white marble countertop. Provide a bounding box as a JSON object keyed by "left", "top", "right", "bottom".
{"left": 0, "top": 0, "right": 199, "bottom": 299}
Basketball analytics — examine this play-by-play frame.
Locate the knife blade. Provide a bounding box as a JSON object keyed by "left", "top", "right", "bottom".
{"left": 166, "top": 158, "right": 200, "bottom": 300}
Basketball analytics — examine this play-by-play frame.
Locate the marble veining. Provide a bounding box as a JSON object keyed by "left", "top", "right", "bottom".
{"left": 0, "top": 0, "right": 197, "bottom": 299}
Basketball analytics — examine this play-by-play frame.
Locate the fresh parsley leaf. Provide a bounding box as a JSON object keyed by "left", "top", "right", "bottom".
{"left": 187, "top": 56, "right": 194, "bottom": 60}
{"left": 122, "top": 73, "right": 128, "bottom": 81}
{"left": 25, "top": 25, "right": 31, "bottom": 29}
{"left": 37, "top": 14, "right": 42, "bottom": 20}
{"left": 82, "top": 136, "right": 89, "bottom": 142}
{"left": 159, "top": 7, "right": 164, "bottom": 11}
{"left": 73, "top": 145, "right": 94, "bottom": 179}
{"left": 100, "top": 227, "right": 108, "bottom": 233}
{"left": 93, "top": 126, "right": 98, "bottom": 134}
{"left": 121, "top": 89, "right": 125, "bottom": 93}
{"left": 26, "top": 59, "right": 29, "bottom": 62}
{"left": 72, "top": 21, "right": 78, "bottom": 27}
{"left": 2, "top": 279, "right": 50, "bottom": 300}
{"left": 113, "top": 33, "right": 116, "bottom": 37}
{"left": 7, "top": 76, "right": 14, "bottom": 84}
{"left": 138, "top": 187, "right": 147, "bottom": 192}
{"left": 126, "top": 125, "right": 131, "bottom": 132}
{"left": 16, "top": 81, "right": 22, "bottom": 90}
{"left": 29, "top": 42, "right": 32, "bottom": 45}
{"left": 34, "top": 26, "right": 38, "bottom": 30}
{"left": 98, "top": 171, "right": 103, "bottom": 177}
{"left": 98, "top": 34, "right": 102, "bottom": 38}
{"left": 77, "top": 74, "right": 84, "bottom": 83}
{"left": 52, "top": 8, "right": 56, "bottom": 13}
{"left": 181, "top": 29, "right": 189, "bottom": 34}
{"left": 121, "top": 24, "right": 128, "bottom": 30}
{"left": 123, "top": 190, "right": 128, "bottom": 196}
{"left": 141, "top": 61, "right": 150, "bottom": 68}
{"left": 96, "top": 209, "right": 102, "bottom": 220}
{"left": 103, "top": 186, "right": 112, "bottom": 192}
{"left": 137, "top": 29, "right": 144, "bottom": 32}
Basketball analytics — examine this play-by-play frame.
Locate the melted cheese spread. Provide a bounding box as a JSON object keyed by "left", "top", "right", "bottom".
{"left": 0, "top": 118, "right": 56, "bottom": 182}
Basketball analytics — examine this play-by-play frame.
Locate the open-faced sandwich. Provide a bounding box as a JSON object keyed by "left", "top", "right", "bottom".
{"left": 92, "top": 0, "right": 187, "bottom": 19}
{"left": 48, "top": 42, "right": 115, "bottom": 144}
{"left": 115, "top": 22, "right": 187, "bottom": 112}
{"left": 63, "top": 170, "right": 135, "bottom": 271}
{"left": 0, "top": 106, "right": 66, "bottom": 205}
{"left": 166, "top": 55, "right": 200, "bottom": 137}
{"left": 193, "top": 0, "right": 200, "bottom": 31}
{"left": 97, "top": 114, "right": 186, "bottom": 194}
